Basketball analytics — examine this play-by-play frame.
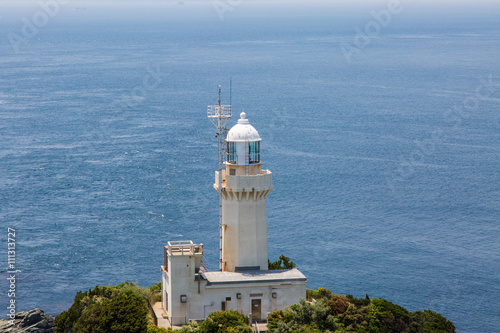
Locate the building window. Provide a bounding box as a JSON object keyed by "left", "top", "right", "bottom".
{"left": 249, "top": 141, "right": 260, "bottom": 164}
{"left": 227, "top": 142, "right": 236, "bottom": 164}
{"left": 226, "top": 297, "right": 231, "bottom": 302}
{"left": 221, "top": 301, "right": 226, "bottom": 311}
{"left": 180, "top": 295, "right": 187, "bottom": 303}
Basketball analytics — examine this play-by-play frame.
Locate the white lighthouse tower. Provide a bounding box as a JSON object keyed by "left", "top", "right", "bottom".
{"left": 216, "top": 112, "right": 273, "bottom": 272}
{"left": 161, "top": 91, "right": 306, "bottom": 326}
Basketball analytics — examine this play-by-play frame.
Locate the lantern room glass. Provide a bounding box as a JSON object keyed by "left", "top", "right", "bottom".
{"left": 249, "top": 141, "right": 260, "bottom": 164}
{"left": 227, "top": 142, "right": 236, "bottom": 164}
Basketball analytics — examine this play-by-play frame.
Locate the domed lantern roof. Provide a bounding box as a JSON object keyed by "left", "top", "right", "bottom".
{"left": 226, "top": 112, "right": 261, "bottom": 142}
{"left": 226, "top": 112, "right": 261, "bottom": 166}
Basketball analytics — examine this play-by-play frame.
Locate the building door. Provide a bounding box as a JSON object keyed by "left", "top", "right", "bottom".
{"left": 251, "top": 299, "right": 261, "bottom": 321}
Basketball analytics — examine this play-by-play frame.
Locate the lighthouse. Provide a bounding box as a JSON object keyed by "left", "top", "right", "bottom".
{"left": 161, "top": 91, "right": 306, "bottom": 326}
{"left": 216, "top": 112, "right": 273, "bottom": 272}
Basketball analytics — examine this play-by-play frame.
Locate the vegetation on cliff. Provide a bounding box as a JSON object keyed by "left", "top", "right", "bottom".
{"left": 267, "top": 288, "right": 456, "bottom": 333}
{"left": 54, "top": 282, "right": 456, "bottom": 333}
{"left": 54, "top": 282, "right": 153, "bottom": 333}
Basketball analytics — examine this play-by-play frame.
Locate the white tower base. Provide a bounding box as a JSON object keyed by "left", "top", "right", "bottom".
{"left": 215, "top": 165, "right": 273, "bottom": 272}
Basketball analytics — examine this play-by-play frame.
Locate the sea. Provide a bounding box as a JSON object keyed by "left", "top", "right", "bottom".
{"left": 0, "top": 2, "right": 499, "bottom": 332}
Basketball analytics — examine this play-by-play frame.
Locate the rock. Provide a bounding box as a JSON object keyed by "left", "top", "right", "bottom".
{"left": 0, "top": 308, "right": 55, "bottom": 333}
{"left": 24, "top": 309, "right": 43, "bottom": 326}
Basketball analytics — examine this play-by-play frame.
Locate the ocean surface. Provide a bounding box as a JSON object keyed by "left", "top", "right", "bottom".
{"left": 1, "top": 3, "right": 499, "bottom": 332}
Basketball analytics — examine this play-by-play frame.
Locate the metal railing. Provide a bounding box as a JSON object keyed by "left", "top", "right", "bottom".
{"left": 207, "top": 104, "right": 232, "bottom": 121}
{"left": 166, "top": 241, "right": 203, "bottom": 256}
{"left": 253, "top": 320, "right": 261, "bottom": 333}
{"left": 148, "top": 291, "right": 160, "bottom": 326}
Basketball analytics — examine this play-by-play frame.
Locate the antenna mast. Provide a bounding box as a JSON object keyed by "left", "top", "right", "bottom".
{"left": 207, "top": 85, "right": 232, "bottom": 271}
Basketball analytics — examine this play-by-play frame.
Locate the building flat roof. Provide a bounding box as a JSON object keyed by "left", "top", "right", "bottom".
{"left": 201, "top": 269, "right": 307, "bottom": 286}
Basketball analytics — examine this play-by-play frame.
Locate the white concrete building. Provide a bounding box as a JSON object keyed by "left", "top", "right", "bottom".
{"left": 161, "top": 112, "right": 307, "bottom": 326}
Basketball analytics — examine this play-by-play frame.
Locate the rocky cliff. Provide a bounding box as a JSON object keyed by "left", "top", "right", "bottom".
{"left": 0, "top": 308, "right": 55, "bottom": 333}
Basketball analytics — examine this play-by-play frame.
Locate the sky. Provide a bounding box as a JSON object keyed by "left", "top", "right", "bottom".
{"left": 1, "top": 0, "right": 500, "bottom": 8}
{"left": 0, "top": 0, "right": 499, "bottom": 37}
{"left": 1, "top": 0, "right": 499, "bottom": 21}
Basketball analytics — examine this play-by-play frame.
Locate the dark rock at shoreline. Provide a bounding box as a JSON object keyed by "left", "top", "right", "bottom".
{"left": 0, "top": 308, "right": 55, "bottom": 333}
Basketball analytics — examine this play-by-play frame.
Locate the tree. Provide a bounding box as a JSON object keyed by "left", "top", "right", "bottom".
{"left": 410, "top": 310, "right": 456, "bottom": 333}
{"left": 268, "top": 299, "right": 339, "bottom": 333}
{"left": 198, "top": 310, "right": 251, "bottom": 333}
{"left": 55, "top": 282, "right": 149, "bottom": 333}
{"left": 325, "top": 294, "right": 349, "bottom": 316}
{"left": 178, "top": 310, "right": 252, "bottom": 333}
{"left": 272, "top": 288, "right": 456, "bottom": 333}
{"left": 368, "top": 298, "right": 410, "bottom": 333}
{"left": 268, "top": 255, "right": 297, "bottom": 270}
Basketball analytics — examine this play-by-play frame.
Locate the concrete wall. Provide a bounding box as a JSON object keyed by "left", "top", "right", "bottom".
{"left": 163, "top": 254, "right": 307, "bottom": 326}
{"left": 171, "top": 280, "right": 307, "bottom": 324}
{"left": 201, "top": 282, "right": 307, "bottom": 320}
{"left": 222, "top": 196, "right": 268, "bottom": 271}
{"left": 221, "top": 170, "right": 273, "bottom": 272}
{"left": 162, "top": 245, "right": 204, "bottom": 326}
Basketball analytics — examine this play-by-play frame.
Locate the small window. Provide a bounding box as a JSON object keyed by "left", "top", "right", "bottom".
{"left": 180, "top": 295, "right": 187, "bottom": 303}
{"left": 221, "top": 301, "right": 226, "bottom": 311}
{"left": 226, "top": 297, "right": 231, "bottom": 302}
{"left": 229, "top": 168, "right": 236, "bottom": 176}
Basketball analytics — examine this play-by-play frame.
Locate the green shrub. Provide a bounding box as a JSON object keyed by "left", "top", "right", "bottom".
{"left": 268, "top": 255, "right": 297, "bottom": 270}
{"left": 306, "top": 288, "right": 333, "bottom": 301}
{"left": 325, "top": 294, "right": 349, "bottom": 316}
{"left": 148, "top": 324, "right": 173, "bottom": 333}
{"left": 268, "top": 299, "right": 338, "bottom": 333}
{"left": 346, "top": 294, "right": 371, "bottom": 307}
{"left": 368, "top": 298, "right": 411, "bottom": 333}
{"left": 55, "top": 282, "right": 149, "bottom": 333}
{"left": 410, "top": 310, "right": 456, "bottom": 333}
{"left": 198, "top": 310, "right": 251, "bottom": 333}
{"left": 268, "top": 310, "right": 294, "bottom": 330}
